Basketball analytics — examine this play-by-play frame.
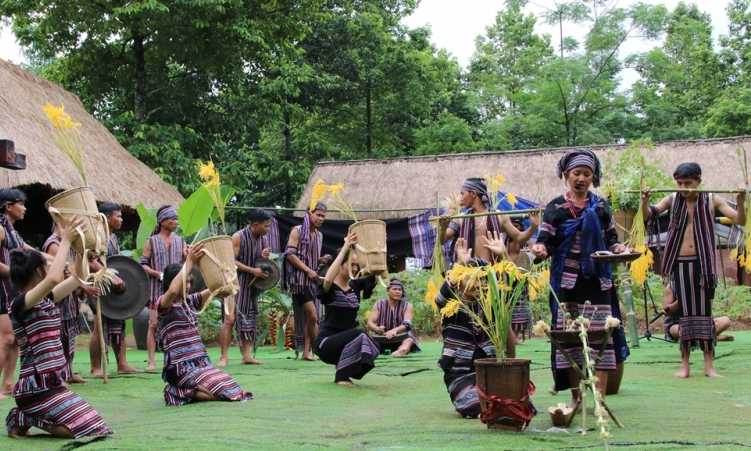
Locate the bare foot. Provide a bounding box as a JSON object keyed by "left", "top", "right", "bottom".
{"left": 548, "top": 386, "right": 558, "bottom": 396}
{"left": 146, "top": 363, "right": 157, "bottom": 371}
{"left": 391, "top": 350, "right": 407, "bottom": 357}
{"left": 217, "top": 356, "right": 229, "bottom": 368}
{"left": 1, "top": 384, "right": 13, "bottom": 395}
{"left": 717, "top": 334, "right": 734, "bottom": 342}
{"left": 117, "top": 365, "right": 144, "bottom": 374}
{"left": 337, "top": 379, "right": 356, "bottom": 387}
{"left": 90, "top": 368, "right": 104, "bottom": 377}
{"left": 705, "top": 369, "right": 723, "bottom": 378}
{"left": 9, "top": 426, "right": 30, "bottom": 438}
{"left": 0, "top": 392, "right": 7, "bottom": 401}
{"left": 301, "top": 354, "right": 316, "bottom": 361}
{"left": 241, "top": 357, "right": 263, "bottom": 365}
{"left": 674, "top": 369, "right": 690, "bottom": 378}
{"left": 68, "top": 374, "right": 89, "bottom": 384}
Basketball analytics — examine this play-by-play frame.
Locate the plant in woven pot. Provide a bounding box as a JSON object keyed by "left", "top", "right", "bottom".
{"left": 41, "top": 104, "right": 112, "bottom": 265}
{"left": 310, "top": 180, "right": 389, "bottom": 283}
{"left": 442, "top": 257, "right": 549, "bottom": 431}
{"left": 178, "top": 160, "right": 238, "bottom": 313}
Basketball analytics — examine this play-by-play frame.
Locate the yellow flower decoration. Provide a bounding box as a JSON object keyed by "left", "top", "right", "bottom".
{"left": 628, "top": 246, "right": 653, "bottom": 286}
{"left": 506, "top": 192, "right": 518, "bottom": 207}
{"left": 310, "top": 179, "right": 327, "bottom": 212}
{"left": 329, "top": 182, "right": 344, "bottom": 196}
{"left": 364, "top": 310, "right": 371, "bottom": 319}
{"left": 43, "top": 103, "right": 81, "bottom": 130}
{"left": 425, "top": 279, "right": 439, "bottom": 312}
{"left": 440, "top": 300, "right": 461, "bottom": 320}
{"left": 199, "top": 160, "right": 220, "bottom": 187}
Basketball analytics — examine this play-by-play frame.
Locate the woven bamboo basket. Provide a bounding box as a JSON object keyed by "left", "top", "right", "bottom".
{"left": 349, "top": 220, "right": 387, "bottom": 277}
{"left": 45, "top": 187, "right": 108, "bottom": 257}
{"left": 196, "top": 236, "right": 239, "bottom": 298}
{"left": 474, "top": 358, "right": 531, "bottom": 431}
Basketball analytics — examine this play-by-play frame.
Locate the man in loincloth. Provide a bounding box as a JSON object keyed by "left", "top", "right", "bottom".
{"left": 282, "top": 203, "right": 330, "bottom": 361}
{"left": 140, "top": 205, "right": 187, "bottom": 371}
{"left": 217, "top": 209, "right": 272, "bottom": 367}
{"left": 89, "top": 203, "right": 142, "bottom": 376}
{"left": 642, "top": 162, "right": 746, "bottom": 378}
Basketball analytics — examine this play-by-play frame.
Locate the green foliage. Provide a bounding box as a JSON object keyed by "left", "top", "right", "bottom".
{"left": 178, "top": 186, "right": 215, "bottom": 238}
{"left": 602, "top": 139, "right": 671, "bottom": 211}
{"left": 133, "top": 204, "right": 157, "bottom": 260}
{"left": 197, "top": 301, "right": 223, "bottom": 344}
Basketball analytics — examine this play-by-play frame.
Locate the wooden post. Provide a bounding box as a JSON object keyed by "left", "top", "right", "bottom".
{"left": 95, "top": 299, "right": 108, "bottom": 384}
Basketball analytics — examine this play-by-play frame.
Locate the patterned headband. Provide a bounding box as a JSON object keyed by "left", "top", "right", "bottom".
{"left": 557, "top": 149, "right": 602, "bottom": 188}
{"left": 461, "top": 179, "right": 491, "bottom": 208}
{"left": 310, "top": 202, "right": 327, "bottom": 213}
{"left": 158, "top": 206, "right": 178, "bottom": 222}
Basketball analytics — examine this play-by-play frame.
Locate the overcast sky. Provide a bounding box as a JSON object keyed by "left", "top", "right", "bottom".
{"left": 1, "top": 0, "right": 734, "bottom": 88}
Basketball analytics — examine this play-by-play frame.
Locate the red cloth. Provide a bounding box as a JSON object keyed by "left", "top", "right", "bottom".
{"left": 476, "top": 381, "right": 537, "bottom": 430}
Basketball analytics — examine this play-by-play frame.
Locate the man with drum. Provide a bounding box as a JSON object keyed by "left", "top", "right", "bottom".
{"left": 366, "top": 279, "right": 420, "bottom": 356}
{"left": 217, "top": 209, "right": 272, "bottom": 367}
{"left": 89, "top": 202, "right": 141, "bottom": 375}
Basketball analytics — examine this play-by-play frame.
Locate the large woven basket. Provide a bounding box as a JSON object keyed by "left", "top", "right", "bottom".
{"left": 196, "top": 236, "right": 239, "bottom": 298}
{"left": 349, "top": 220, "right": 387, "bottom": 276}
{"left": 475, "top": 358, "right": 531, "bottom": 431}
{"left": 45, "top": 187, "right": 108, "bottom": 257}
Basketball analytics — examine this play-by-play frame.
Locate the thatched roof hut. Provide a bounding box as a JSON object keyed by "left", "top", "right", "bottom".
{"left": 0, "top": 58, "right": 184, "bottom": 234}
{"left": 297, "top": 137, "right": 751, "bottom": 220}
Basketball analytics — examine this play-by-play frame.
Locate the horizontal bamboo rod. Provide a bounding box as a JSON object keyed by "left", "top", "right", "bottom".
{"left": 429, "top": 208, "right": 543, "bottom": 221}
{"left": 624, "top": 188, "right": 746, "bottom": 194}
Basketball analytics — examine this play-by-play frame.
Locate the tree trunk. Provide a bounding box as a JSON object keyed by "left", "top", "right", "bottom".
{"left": 132, "top": 31, "right": 147, "bottom": 122}
{"left": 366, "top": 81, "right": 373, "bottom": 157}
{"left": 284, "top": 108, "right": 293, "bottom": 208}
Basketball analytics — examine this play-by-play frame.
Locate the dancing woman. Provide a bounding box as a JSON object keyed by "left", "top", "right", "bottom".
{"left": 6, "top": 217, "right": 111, "bottom": 438}
{"left": 314, "top": 231, "right": 379, "bottom": 387}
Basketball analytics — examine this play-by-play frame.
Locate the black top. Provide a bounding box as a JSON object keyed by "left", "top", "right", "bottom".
{"left": 316, "top": 276, "right": 376, "bottom": 339}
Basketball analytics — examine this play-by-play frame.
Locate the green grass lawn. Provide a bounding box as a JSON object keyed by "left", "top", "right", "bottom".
{"left": 4, "top": 332, "right": 751, "bottom": 451}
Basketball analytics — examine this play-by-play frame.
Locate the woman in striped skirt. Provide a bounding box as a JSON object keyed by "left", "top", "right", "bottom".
{"left": 6, "top": 216, "right": 111, "bottom": 438}
{"left": 157, "top": 243, "right": 251, "bottom": 406}
{"left": 314, "top": 232, "right": 379, "bottom": 387}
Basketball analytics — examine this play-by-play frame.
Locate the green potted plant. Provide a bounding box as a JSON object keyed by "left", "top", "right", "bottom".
{"left": 602, "top": 139, "right": 671, "bottom": 236}
{"left": 440, "top": 258, "right": 548, "bottom": 431}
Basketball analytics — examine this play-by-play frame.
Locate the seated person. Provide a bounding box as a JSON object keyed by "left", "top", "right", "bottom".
{"left": 157, "top": 243, "right": 252, "bottom": 405}
{"left": 663, "top": 284, "right": 733, "bottom": 342}
{"left": 366, "top": 279, "right": 421, "bottom": 356}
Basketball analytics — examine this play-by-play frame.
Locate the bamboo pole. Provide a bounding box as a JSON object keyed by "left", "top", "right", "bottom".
{"left": 624, "top": 188, "right": 745, "bottom": 194}
{"left": 95, "top": 299, "right": 108, "bottom": 384}
{"left": 429, "top": 208, "right": 543, "bottom": 221}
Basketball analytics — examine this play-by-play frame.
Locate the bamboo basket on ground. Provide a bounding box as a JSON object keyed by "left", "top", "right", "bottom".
{"left": 196, "top": 235, "right": 239, "bottom": 299}
{"left": 474, "top": 358, "right": 533, "bottom": 431}
{"left": 349, "top": 220, "right": 388, "bottom": 279}
{"left": 45, "top": 187, "right": 108, "bottom": 258}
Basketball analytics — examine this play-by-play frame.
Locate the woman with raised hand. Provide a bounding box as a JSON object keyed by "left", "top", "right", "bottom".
{"left": 6, "top": 216, "right": 112, "bottom": 439}
{"left": 314, "top": 231, "right": 379, "bottom": 387}
{"left": 157, "top": 243, "right": 252, "bottom": 405}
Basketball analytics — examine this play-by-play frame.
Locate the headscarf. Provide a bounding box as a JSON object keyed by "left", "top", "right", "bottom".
{"left": 300, "top": 202, "right": 326, "bottom": 244}
{"left": 556, "top": 148, "right": 602, "bottom": 188}
{"left": 461, "top": 178, "right": 491, "bottom": 209}
{"left": 151, "top": 206, "right": 178, "bottom": 236}
{"left": 388, "top": 278, "right": 407, "bottom": 301}
{"left": 0, "top": 200, "right": 24, "bottom": 250}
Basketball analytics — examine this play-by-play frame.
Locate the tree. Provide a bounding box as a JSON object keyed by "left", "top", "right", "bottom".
{"left": 631, "top": 2, "right": 726, "bottom": 140}
{"left": 1, "top": 0, "right": 327, "bottom": 195}
{"left": 467, "top": 5, "right": 554, "bottom": 123}
{"left": 501, "top": 0, "right": 667, "bottom": 147}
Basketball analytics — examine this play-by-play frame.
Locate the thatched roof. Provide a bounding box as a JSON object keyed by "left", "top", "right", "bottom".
{"left": 297, "top": 137, "right": 751, "bottom": 220}
{"left": 0, "top": 58, "right": 184, "bottom": 225}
